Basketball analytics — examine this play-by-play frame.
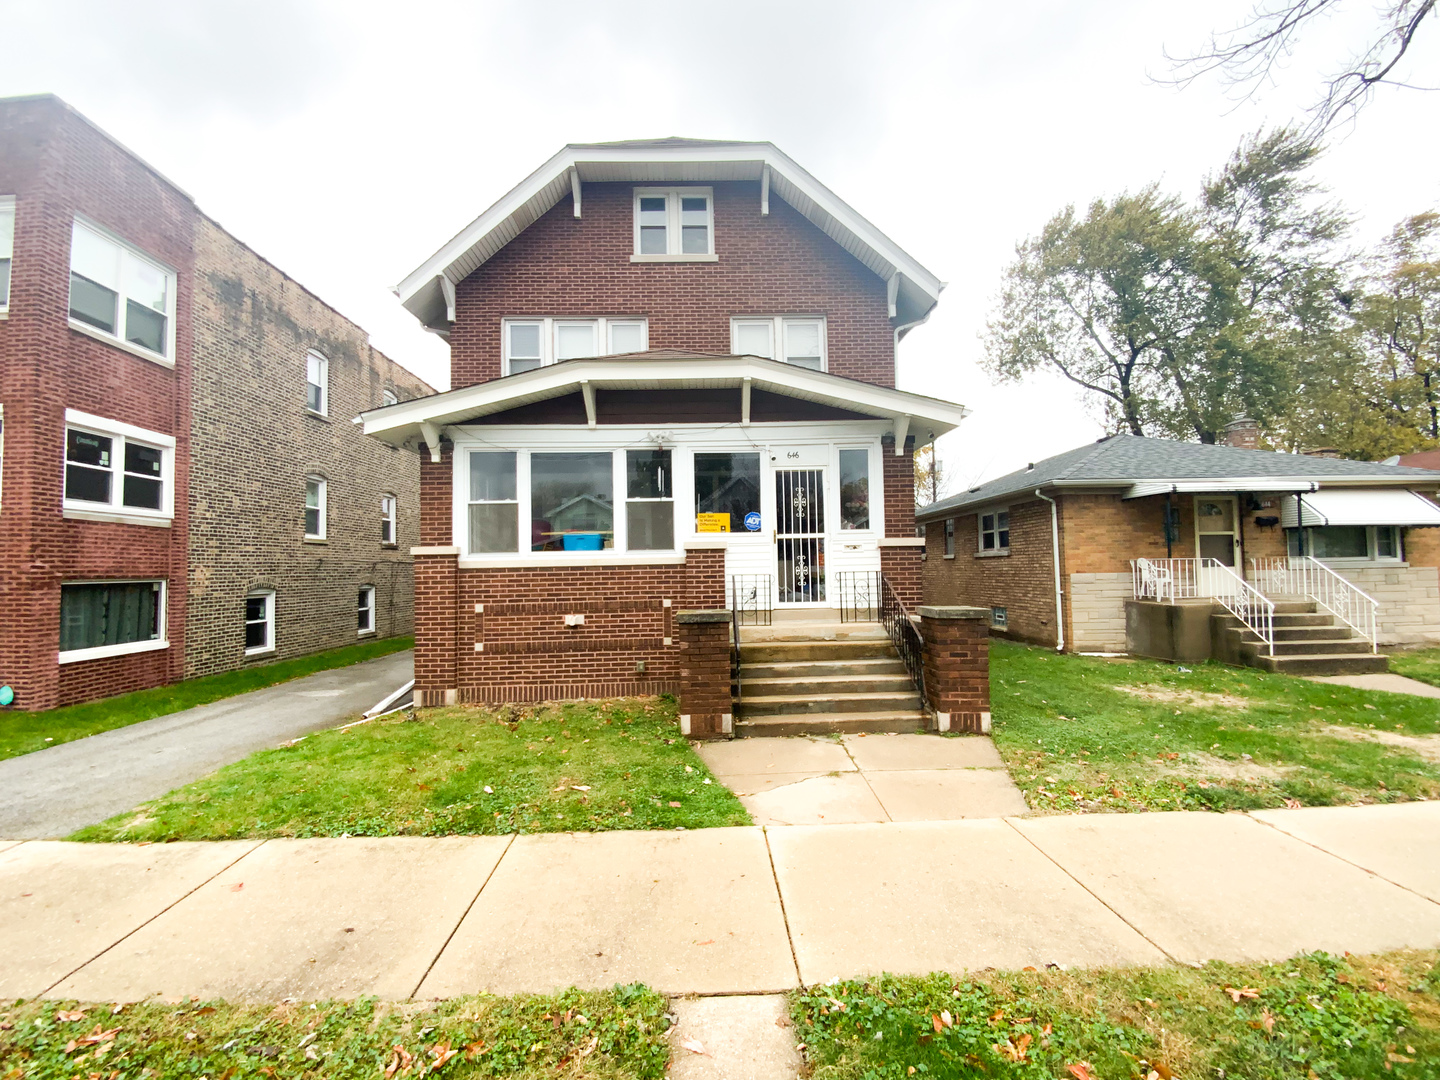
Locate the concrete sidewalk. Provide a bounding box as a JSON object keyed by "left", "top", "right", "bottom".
{"left": 0, "top": 649, "right": 413, "bottom": 839}
{"left": 2, "top": 801, "right": 1438, "bottom": 1003}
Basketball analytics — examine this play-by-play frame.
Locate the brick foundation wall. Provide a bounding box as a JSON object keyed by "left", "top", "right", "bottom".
{"left": 918, "top": 606, "right": 990, "bottom": 733}
{"left": 448, "top": 181, "right": 895, "bottom": 390}
{"left": 676, "top": 611, "right": 732, "bottom": 738}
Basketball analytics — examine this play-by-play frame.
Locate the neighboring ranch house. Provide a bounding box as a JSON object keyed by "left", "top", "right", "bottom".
{"left": 362, "top": 139, "right": 969, "bottom": 725}
{"left": 917, "top": 425, "right": 1440, "bottom": 675}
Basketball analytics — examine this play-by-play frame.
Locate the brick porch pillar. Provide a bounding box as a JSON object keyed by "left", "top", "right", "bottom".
{"left": 918, "top": 605, "right": 991, "bottom": 733}
{"left": 675, "top": 609, "right": 732, "bottom": 739}
{"left": 412, "top": 547, "right": 459, "bottom": 707}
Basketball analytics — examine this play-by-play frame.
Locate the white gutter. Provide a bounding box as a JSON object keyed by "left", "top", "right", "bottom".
{"left": 1035, "top": 489, "right": 1064, "bottom": 653}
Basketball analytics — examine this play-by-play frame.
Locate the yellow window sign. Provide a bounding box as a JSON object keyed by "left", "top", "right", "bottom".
{"left": 695, "top": 513, "right": 731, "bottom": 533}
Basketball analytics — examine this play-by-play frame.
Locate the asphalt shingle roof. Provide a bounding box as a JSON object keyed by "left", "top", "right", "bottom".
{"left": 917, "top": 434, "right": 1440, "bottom": 519}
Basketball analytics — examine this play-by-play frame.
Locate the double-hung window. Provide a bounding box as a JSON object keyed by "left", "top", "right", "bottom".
{"left": 60, "top": 580, "right": 166, "bottom": 663}
{"left": 626, "top": 449, "right": 673, "bottom": 550}
{"left": 979, "top": 510, "right": 1010, "bottom": 552}
{"left": 245, "top": 590, "right": 275, "bottom": 655}
{"left": 357, "top": 585, "right": 376, "bottom": 634}
{"left": 305, "top": 351, "right": 328, "bottom": 415}
{"left": 68, "top": 220, "right": 175, "bottom": 362}
{"left": 62, "top": 410, "right": 174, "bottom": 522}
{"left": 944, "top": 518, "right": 955, "bottom": 557}
{"left": 381, "top": 494, "right": 397, "bottom": 545}
{"left": 503, "top": 317, "right": 648, "bottom": 375}
{"left": 730, "top": 316, "right": 826, "bottom": 370}
{"left": 632, "top": 188, "right": 714, "bottom": 259}
{"left": 467, "top": 451, "right": 519, "bottom": 553}
{"left": 304, "top": 475, "right": 327, "bottom": 539}
{"left": 0, "top": 197, "right": 13, "bottom": 312}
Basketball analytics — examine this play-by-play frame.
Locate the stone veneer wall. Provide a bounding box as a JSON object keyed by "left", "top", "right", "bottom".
{"left": 1067, "top": 572, "right": 1132, "bottom": 652}
{"left": 1338, "top": 565, "right": 1440, "bottom": 645}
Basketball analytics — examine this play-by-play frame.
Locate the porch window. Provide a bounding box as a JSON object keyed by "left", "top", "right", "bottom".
{"left": 980, "top": 509, "right": 1010, "bottom": 552}
{"left": 1287, "top": 525, "right": 1402, "bottom": 562}
{"left": 468, "top": 451, "right": 519, "bottom": 553}
{"left": 633, "top": 188, "right": 713, "bottom": 258}
{"left": 694, "top": 452, "right": 761, "bottom": 533}
{"left": 730, "top": 316, "right": 827, "bottom": 370}
{"left": 838, "top": 448, "right": 869, "bottom": 530}
{"left": 626, "top": 449, "right": 673, "bottom": 550}
{"left": 59, "top": 580, "right": 164, "bottom": 661}
{"left": 531, "top": 452, "right": 613, "bottom": 551}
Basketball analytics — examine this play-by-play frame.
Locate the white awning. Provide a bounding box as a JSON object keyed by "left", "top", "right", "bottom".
{"left": 1282, "top": 489, "right": 1440, "bottom": 528}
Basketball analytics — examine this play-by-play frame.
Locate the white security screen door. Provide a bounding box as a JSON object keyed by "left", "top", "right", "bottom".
{"left": 776, "top": 469, "right": 826, "bottom": 603}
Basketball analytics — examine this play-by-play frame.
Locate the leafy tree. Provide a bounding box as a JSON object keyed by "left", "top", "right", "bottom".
{"left": 913, "top": 444, "right": 948, "bottom": 507}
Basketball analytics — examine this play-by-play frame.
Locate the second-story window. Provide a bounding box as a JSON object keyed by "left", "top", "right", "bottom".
{"left": 62, "top": 410, "right": 173, "bottom": 521}
{"left": 632, "top": 188, "right": 713, "bottom": 258}
{"left": 502, "top": 317, "right": 648, "bottom": 376}
{"left": 380, "top": 494, "right": 397, "bottom": 544}
{"left": 730, "top": 317, "right": 827, "bottom": 371}
{"left": 306, "top": 351, "right": 328, "bottom": 414}
{"left": 0, "top": 197, "right": 13, "bottom": 312}
{"left": 68, "top": 220, "right": 176, "bottom": 361}
{"left": 304, "top": 475, "right": 327, "bottom": 539}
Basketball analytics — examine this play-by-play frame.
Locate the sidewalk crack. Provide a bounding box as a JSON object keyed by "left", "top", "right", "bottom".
{"left": 762, "top": 827, "right": 803, "bottom": 988}
{"left": 1245, "top": 811, "right": 1440, "bottom": 909}
{"left": 409, "top": 833, "right": 515, "bottom": 999}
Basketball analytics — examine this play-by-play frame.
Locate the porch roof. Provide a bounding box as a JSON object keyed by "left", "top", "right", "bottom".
{"left": 360, "top": 352, "right": 969, "bottom": 459}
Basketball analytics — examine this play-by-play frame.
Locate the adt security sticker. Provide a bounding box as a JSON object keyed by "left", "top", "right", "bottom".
{"left": 744, "top": 512, "right": 762, "bottom": 532}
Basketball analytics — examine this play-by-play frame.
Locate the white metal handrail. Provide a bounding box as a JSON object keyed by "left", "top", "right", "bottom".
{"left": 1131, "top": 557, "right": 1275, "bottom": 655}
{"left": 1251, "top": 555, "right": 1379, "bottom": 653}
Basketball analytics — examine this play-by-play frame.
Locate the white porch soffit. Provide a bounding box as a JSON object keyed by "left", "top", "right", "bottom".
{"left": 360, "top": 355, "right": 969, "bottom": 455}
{"left": 1123, "top": 479, "right": 1319, "bottom": 499}
{"left": 1282, "top": 489, "right": 1440, "bottom": 528}
{"left": 394, "top": 142, "right": 944, "bottom": 334}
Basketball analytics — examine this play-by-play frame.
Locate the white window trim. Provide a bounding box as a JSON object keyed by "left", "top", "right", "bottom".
{"left": 67, "top": 216, "right": 177, "bottom": 368}
{"left": 306, "top": 351, "right": 329, "bottom": 416}
{"left": 245, "top": 589, "right": 276, "bottom": 657}
{"left": 631, "top": 186, "right": 716, "bottom": 262}
{"left": 61, "top": 408, "right": 176, "bottom": 524}
{"left": 382, "top": 388, "right": 398, "bottom": 407}
{"left": 1290, "top": 525, "right": 1406, "bottom": 566}
{"left": 381, "top": 493, "right": 397, "bottom": 546}
{"left": 978, "top": 507, "right": 1010, "bottom": 556}
{"left": 358, "top": 585, "right": 376, "bottom": 636}
{"left": 57, "top": 579, "right": 169, "bottom": 664}
{"left": 944, "top": 517, "right": 956, "bottom": 558}
{"left": 305, "top": 474, "right": 328, "bottom": 540}
{"left": 502, "top": 317, "right": 649, "bottom": 376}
{"left": 0, "top": 195, "right": 14, "bottom": 316}
{"left": 729, "top": 316, "right": 828, "bottom": 371}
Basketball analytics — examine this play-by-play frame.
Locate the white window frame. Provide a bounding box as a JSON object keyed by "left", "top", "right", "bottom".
{"left": 245, "top": 589, "right": 276, "bottom": 657}
{"left": 58, "top": 579, "right": 169, "bottom": 664}
{"left": 305, "top": 351, "right": 329, "bottom": 416}
{"left": 502, "top": 317, "right": 648, "bottom": 376}
{"left": 729, "top": 316, "right": 827, "bottom": 371}
{"left": 944, "top": 518, "right": 956, "bottom": 557}
{"left": 381, "top": 493, "right": 397, "bottom": 545}
{"left": 382, "top": 388, "right": 398, "bottom": 407}
{"left": 357, "top": 585, "right": 376, "bottom": 636}
{"left": 61, "top": 409, "right": 175, "bottom": 525}
{"left": 304, "top": 474, "right": 327, "bottom": 540}
{"left": 631, "top": 187, "right": 716, "bottom": 262}
{"left": 979, "top": 508, "right": 1010, "bottom": 554}
{"left": 1288, "top": 525, "right": 1406, "bottom": 566}
{"left": 0, "top": 196, "right": 14, "bottom": 315}
{"left": 67, "top": 217, "right": 177, "bottom": 367}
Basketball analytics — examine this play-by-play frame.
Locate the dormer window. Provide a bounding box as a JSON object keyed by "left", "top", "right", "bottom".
{"left": 631, "top": 188, "right": 715, "bottom": 261}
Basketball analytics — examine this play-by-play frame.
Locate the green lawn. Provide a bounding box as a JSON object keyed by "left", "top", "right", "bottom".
{"left": 1391, "top": 646, "right": 1440, "bottom": 689}
{"left": 73, "top": 696, "right": 750, "bottom": 842}
{"left": 0, "top": 983, "right": 670, "bottom": 1080}
{"left": 0, "top": 636, "right": 413, "bottom": 761}
{"left": 990, "top": 640, "right": 1440, "bottom": 813}
{"left": 793, "top": 949, "right": 1440, "bottom": 1080}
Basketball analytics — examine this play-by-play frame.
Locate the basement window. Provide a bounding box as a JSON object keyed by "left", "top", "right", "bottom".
{"left": 991, "top": 606, "right": 1007, "bottom": 629}
{"left": 358, "top": 585, "right": 376, "bottom": 635}
{"left": 245, "top": 590, "right": 275, "bottom": 656}
{"left": 632, "top": 188, "right": 715, "bottom": 261}
{"left": 68, "top": 219, "right": 175, "bottom": 362}
{"left": 59, "top": 580, "right": 167, "bottom": 663}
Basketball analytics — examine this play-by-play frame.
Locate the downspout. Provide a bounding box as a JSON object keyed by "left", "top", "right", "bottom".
{"left": 1035, "top": 489, "right": 1064, "bottom": 652}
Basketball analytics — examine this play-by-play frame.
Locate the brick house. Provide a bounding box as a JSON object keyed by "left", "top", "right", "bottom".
{"left": 917, "top": 426, "right": 1440, "bottom": 672}
{"left": 362, "top": 139, "right": 972, "bottom": 731}
{"left": 0, "top": 95, "right": 430, "bottom": 711}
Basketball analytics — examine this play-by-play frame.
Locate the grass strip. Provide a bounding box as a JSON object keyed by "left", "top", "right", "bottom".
{"left": 72, "top": 696, "right": 750, "bottom": 842}
{"left": 0, "top": 983, "right": 669, "bottom": 1079}
{"left": 989, "top": 640, "right": 1440, "bottom": 813}
{"left": 1390, "top": 646, "right": 1440, "bottom": 690}
{"left": 793, "top": 949, "right": 1440, "bottom": 1079}
{"left": 0, "top": 636, "right": 414, "bottom": 762}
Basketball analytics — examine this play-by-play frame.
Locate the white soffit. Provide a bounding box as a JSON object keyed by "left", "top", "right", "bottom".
{"left": 1123, "top": 479, "right": 1320, "bottom": 499}
{"left": 394, "top": 143, "right": 944, "bottom": 333}
{"left": 1281, "top": 489, "right": 1440, "bottom": 528}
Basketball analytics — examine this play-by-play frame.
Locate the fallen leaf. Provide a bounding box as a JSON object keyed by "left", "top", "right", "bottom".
{"left": 669, "top": 801, "right": 682, "bottom": 808}
{"left": 695, "top": 939, "right": 714, "bottom": 946}
{"left": 463, "top": 1039, "right": 486, "bottom": 1059}
{"left": 228, "top": 883, "right": 244, "bottom": 892}
{"left": 1224, "top": 986, "right": 1260, "bottom": 1002}
{"left": 427, "top": 1040, "right": 459, "bottom": 1071}
{"left": 571, "top": 785, "right": 591, "bottom": 792}
{"left": 55, "top": 1010, "right": 88, "bottom": 1022}
{"left": 483, "top": 786, "right": 493, "bottom": 794}
{"left": 932, "top": 1013, "right": 944, "bottom": 1033}
{"left": 680, "top": 1036, "right": 708, "bottom": 1055}
{"left": 1283, "top": 798, "right": 1302, "bottom": 809}
{"left": 1153, "top": 1063, "right": 1175, "bottom": 1079}
{"left": 1067, "top": 1065, "right": 1096, "bottom": 1080}
{"left": 1260, "top": 1008, "right": 1276, "bottom": 1033}
{"left": 194, "top": 1006, "right": 216, "bottom": 1015}
{"left": 576, "top": 1034, "right": 599, "bottom": 1059}
{"left": 940, "top": 1010, "right": 953, "bottom": 1027}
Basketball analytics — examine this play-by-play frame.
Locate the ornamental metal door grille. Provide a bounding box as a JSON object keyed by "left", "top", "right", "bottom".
{"left": 776, "top": 468, "right": 825, "bottom": 603}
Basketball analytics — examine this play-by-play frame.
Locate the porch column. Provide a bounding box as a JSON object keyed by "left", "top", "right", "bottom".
{"left": 412, "top": 547, "right": 460, "bottom": 706}
{"left": 675, "top": 609, "right": 732, "bottom": 739}
{"left": 918, "top": 605, "right": 991, "bottom": 734}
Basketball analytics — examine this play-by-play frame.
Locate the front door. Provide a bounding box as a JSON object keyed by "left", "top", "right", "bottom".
{"left": 1195, "top": 495, "right": 1240, "bottom": 567}
{"left": 776, "top": 468, "right": 826, "bottom": 603}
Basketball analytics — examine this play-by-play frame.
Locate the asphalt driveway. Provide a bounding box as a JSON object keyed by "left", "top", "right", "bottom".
{"left": 0, "top": 650, "right": 413, "bottom": 840}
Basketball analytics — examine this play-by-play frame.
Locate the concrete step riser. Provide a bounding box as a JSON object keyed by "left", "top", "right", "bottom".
{"left": 1249, "top": 640, "right": 1376, "bottom": 657}
{"left": 1272, "top": 626, "right": 1354, "bottom": 642}
{"left": 740, "top": 642, "right": 896, "bottom": 662}
{"left": 1252, "top": 654, "right": 1390, "bottom": 676}
{"left": 1215, "top": 613, "right": 1337, "bottom": 629}
{"left": 737, "top": 714, "right": 927, "bottom": 737}
{"left": 742, "top": 676, "right": 917, "bottom": 696}
{"left": 741, "top": 660, "right": 908, "bottom": 680}
{"left": 741, "top": 694, "right": 922, "bottom": 717}
{"left": 740, "top": 627, "right": 889, "bottom": 643}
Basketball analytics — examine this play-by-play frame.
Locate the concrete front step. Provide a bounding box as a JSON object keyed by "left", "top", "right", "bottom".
{"left": 734, "top": 710, "right": 928, "bottom": 737}
{"left": 740, "top": 640, "right": 896, "bottom": 663}
{"left": 741, "top": 690, "right": 924, "bottom": 717}
{"left": 1215, "top": 612, "right": 1336, "bottom": 629}
{"left": 1271, "top": 625, "right": 1355, "bottom": 642}
{"left": 1257, "top": 638, "right": 1375, "bottom": 657}
{"left": 1250, "top": 652, "right": 1390, "bottom": 676}
{"left": 742, "top": 657, "right": 908, "bottom": 680}
{"left": 742, "top": 673, "right": 918, "bottom": 696}
{"left": 740, "top": 622, "right": 888, "bottom": 643}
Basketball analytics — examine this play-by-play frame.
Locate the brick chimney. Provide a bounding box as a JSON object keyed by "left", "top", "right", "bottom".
{"left": 1221, "top": 416, "right": 1260, "bottom": 449}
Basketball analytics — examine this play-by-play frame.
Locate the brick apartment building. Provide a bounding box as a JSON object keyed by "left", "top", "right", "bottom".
{"left": 362, "top": 139, "right": 969, "bottom": 729}
{"left": 0, "top": 95, "right": 430, "bottom": 711}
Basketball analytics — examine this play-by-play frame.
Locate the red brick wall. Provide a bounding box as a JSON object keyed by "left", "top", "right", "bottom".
{"left": 0, "top": 97, "right": 195, "bottom": 710}
{"left": 677, "top": 616, "right": 731, "bottom": 739}
{"left": 920, "top": 611, "right": 990, "bottom": 733}
{"left": 448, "top": 181, "right": 895, "bottom": 389}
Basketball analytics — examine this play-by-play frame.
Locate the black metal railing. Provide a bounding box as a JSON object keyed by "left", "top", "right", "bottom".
{"left": 728, "top": 574, "right": 773, "bottom": 626}
{"left": 834, "top": 570, "right": 881, "bottom": 623}
{"left": 879, "top": 574, "right": 927, "bottom": 710}
{"left": 730, "top": 602, "right": 743, "bottom": 712}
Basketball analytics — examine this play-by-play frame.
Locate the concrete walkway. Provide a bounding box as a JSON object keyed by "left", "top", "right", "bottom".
{"left": 1310, "top": 671, "right": 1440, "bottom": 699}
{"left": 2, "top": 801, "right": 1437, "bottom": 1003}
{"left": 0, "top": 650, "right": 413, "bottom": 839}
{"left": 694, "top": 733, "right": 1028, "bottom": 824}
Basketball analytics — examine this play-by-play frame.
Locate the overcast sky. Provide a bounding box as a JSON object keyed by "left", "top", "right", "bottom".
{"left": 4, "top": 0, "right": 1436, "bottom": 489}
